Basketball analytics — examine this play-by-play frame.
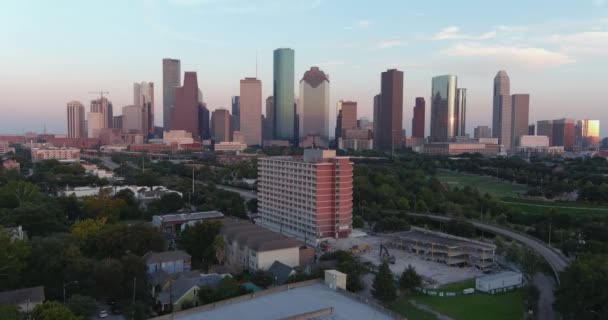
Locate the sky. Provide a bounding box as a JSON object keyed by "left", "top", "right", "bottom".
{"left": 1, "top": 0, "right": 607, "bottom": 137}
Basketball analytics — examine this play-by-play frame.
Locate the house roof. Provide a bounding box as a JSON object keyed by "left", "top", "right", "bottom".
{"left": 144, "top": 250, "right": 191, "bottom": 264}
{"left": 267, "top": 261, "right": 295, "bottom": 285}
{"left": 221, "top": 219, "right": 301, "bottom": 253}
{"left": 158, "top": 273, "right": 230, "bottom": 305}
{"left": 0, "top": 286, "right": 45, "bottom": 305}
{"left": 156, "top": 211, "right": 224, "bottom": 223}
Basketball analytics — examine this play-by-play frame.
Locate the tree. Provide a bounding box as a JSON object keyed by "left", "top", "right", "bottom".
{"left": 0, "top": 204, "right": 67, "bottom": 237}
{"left": 95, "top": 258, "right": 124, "bottom": 299}
{"left": 82, "top": 194, "right": 126, "bottom": 223}
{"left": 0, "top": 304, "right": 21, "bottom": 320}
{"left": 91, "top": 224, "right": 165, "bottom": 258}
{"left": 0, "top": 229, "right": 30, "bottom": 288}
{"left": 0, "top": 181, "right": 40, "bottom": 208}
{"left": 520, "top": 247, "right": 542, "bottom": 276}
{"left": 399, "top": 265, "right": 422, "bottom": 293}
{"left": 179, "top": 221, "right": 222, "bottom": 269}
{"left": 32, "top": 301, "right": 82, "bottom": 320}
{"left": 554, "top": 255, "right": 608, "bottom": 319}
{"left": 213, "top": 235, "right": 225, "bottom": 265}
{"left": 66, "top": 294, "right": 97, "bottom": 318}
{"left": 371, "top": 262, "right": 397, "bottom": 303}
{"left": 70, "top": 218, "right": 106, "bottom": 241}
{"left": 352, "top": 216, "right": 364, "bottom": 229}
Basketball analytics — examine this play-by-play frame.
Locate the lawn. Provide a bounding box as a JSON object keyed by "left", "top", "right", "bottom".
{"left": 502, "top": 197, "right": 608, "bottom": 216}
{"left": 436, "top": 170, "right": 528, "bottom": 198}
{"left": 389, "top": 300, "right": 438, "bottom": 320}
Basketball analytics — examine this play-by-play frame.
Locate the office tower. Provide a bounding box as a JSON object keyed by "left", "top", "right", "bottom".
{"left": 294, "top": 100, "right": 300, "bottom": 142}
{"left": 372, "top": 94, "right": 381, "bottom": 146}
{"left": 492, "top": 70, "right": 512, "bottom": 149}
{"left": 211, "top": 109, "right": 231, "bottom": 142}
{"left": 553, "top": 118, "right": 576, "bottom": 151}
{"left": 374, "top": 69, "right": 403, "bottom": 152}
{"left": 273, "top": 48, "right": 295, "bottom": 141}
{"left": 511, "top": 94, "right": 530, "bottom": 146}
{"left": 575, "top": 119, "right": 600, "bottom": 150}
{"left": 90, "top": 97, "right": 112, "bottom": 129}
{"left": 528, "top": 124, "right": 536, "bottom": 135}
{"left": 257, "top": 149, "right": 353, "bottom": 243}
{"left": 231, "top": 96, "right": 240, "bottom": 133}
{"left": 455, "top": 88, "right": 467, "bottom": 136}
{"left": 198, "top": 103, "right": 210, "bottom": 140}
{"left": 113, "top": 116, "right": 123, "bottom": 130}
{"left": 66, "top": 101, "right": 85, "bottom": 138}
{"left": 299, "top": 67, "right": 330, "bottom": 140}
{"left": 335, "top": 101, "right": 357, "bottom": 140}
{"left": 474, "top": 126, "right": 492, "bottom": 139}
{"left": 198, "top": 89, "right": 203, "bottom": 104}
{"left": 430, "top": 75, "right": 458, "bottom": 142}
{"left": 134, "top": 82, "right": 154, "bottom": 135}
{"left": 171, "top": 72, "right": 199, "bottom": 139}
{"left": 239, "top": 78, "right": 262, "bottom": 146}
{"left": 162, "top": 58, "right": 181, "bottom": 129}
{"left": 122, "top": 105, "right": 144, "bottom": 133}
{"left": 87, "top": 112, "right": 104, "bottom": 138}
{"left": 536, "top": 120, "right": 554, "bottom": 145}
{"left": 264, "top": 96, "right": 275, "bottom": 140}
{"left": 411, "top": 97, "right": 425, "bottom": 138}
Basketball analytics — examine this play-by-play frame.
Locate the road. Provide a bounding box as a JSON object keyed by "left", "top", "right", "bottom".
{"left": 502, "top": 200, "right": 608, "bottom": 211}
{"left": 214, "top": 184, "right": 257, "bottom": 200}
{"left": 533, "top": 272, "right": 558, "bottom": 320}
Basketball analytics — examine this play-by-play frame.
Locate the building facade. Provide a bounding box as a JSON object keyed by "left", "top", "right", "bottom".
{"left": 375, "top": 69, "right": 403, "bottom": 152}
{"left": 31, "top": 147, "right": 80, "bottom": 162}
{"left": 552, "top": 118, "right": 576, "bottom": 151}
{"left": 511, "top": 94, "right": 530, "bottom": 147}
{"left": 299, "top": 67, "right": 330, "bottom": 141}
{"left": 474, "top": 126, "right": 492, "bottom": 139}
{"left": 575, "top": 119, "right": 600, "bottom": 150}
{"left": 134, "top": 82, "right": 154, "bottom": 135}
{"left": 264, "top": 96, "right": 275, "bottom": 141}
{"left": 411, "top": 97, "right": 425, "bottom": 138}
{"left": 257, "top": 150, "right": 353, "bottom": 244}
{"left": 90, "top": 97, "right": 113, "bottom": 129}
{"left": 239, "top": 78, "right": 262, "bottom": 146}
{"left": 87, "top": 112, "right": 104, "bottom": 139}
{"left": 67, "top": 101, "right": 86, "bottom": 138}
{"left": 536, "top": 120, "right": 553, "bottom": 145}
{"left": 273, "top": 48, "right": 295, "bottom": 141}
{"left": 492, "top": 70, "right": 512, "bottom": 149}
{"left": 430, "top": 75, "right": 458, "bottom": 142}
{"left": 231, "top": 96, "right": 240, "bottom": 133}
{"left": 162, "top": 58, "right": 181, "bottom": 129}
{"left": 171, "top": 72, "right": 199, "bottom": 139}
{"left": 122, "top": 105, "right": 144, "bottom": 134}
{"left": 455, "top": 88, "right": 467, "bottom": 137}
{"left": 211, "top": 109, "right": 231, "bottom": 143}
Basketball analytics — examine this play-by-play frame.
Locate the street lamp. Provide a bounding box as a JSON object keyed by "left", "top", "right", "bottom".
{"left": 63, "top": 280, "right": 79, "bottom": 304}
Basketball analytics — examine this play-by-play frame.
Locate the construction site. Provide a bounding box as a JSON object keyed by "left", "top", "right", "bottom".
{"left": 330, "top": 227, "right": 497, "bottom": 286}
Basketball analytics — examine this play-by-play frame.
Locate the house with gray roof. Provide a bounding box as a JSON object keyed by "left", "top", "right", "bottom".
{"left": 156, "top": 272, "right": 230, "bottom": 312}
{"left": 144, "top": 250, "right": 192, "bottom": 275}
{"left": 267, "top": 261, "right": 296, "bottom": 285}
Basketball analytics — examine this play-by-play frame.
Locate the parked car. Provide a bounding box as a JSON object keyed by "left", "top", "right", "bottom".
{"left": 98, "top": 310, "right": 108, "bottom": 318}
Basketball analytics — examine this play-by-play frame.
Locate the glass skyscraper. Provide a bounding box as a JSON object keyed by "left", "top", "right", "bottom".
{"left": 430, "top": 75, "right": 458, "bottom": 142}
{"left": 273, "top": 48, "right": 295, "bottom": 141}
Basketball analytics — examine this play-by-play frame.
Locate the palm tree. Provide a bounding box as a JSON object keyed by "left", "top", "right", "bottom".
{"left": 213, "top": 235, "right": 225, "bottom": 265}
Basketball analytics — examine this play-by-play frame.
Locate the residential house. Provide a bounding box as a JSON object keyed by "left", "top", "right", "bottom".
{"left": 267, "top": 261, "right": 296, "bottom": 286}
{"left": 144, "top": 251, "right": 192, "bottom": 275}
{"left": 156, "top": 272, "right": 230, "bottom": 312}
{"left": 152, "top": 211, "right": 224, "bottom": 237}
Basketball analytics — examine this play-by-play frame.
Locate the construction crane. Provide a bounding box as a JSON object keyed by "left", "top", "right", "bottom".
{"left": 88, "top": 90, "right": 109, "bottom": 99}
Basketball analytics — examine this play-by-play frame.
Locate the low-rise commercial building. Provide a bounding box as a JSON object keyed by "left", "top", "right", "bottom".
{"left": 214, "top": 141, "right": 247, "bottom": 152}
{"left": 475, "top": 271, "right": 523, "bottom": 294}
{"left": 152, "top": 211, "right": 224, "bottom": 236}
{"left": 31, "top": 147, "right": 80, "bottom": 162}
{"left": 422, "top": 141, "right": 501, "bottom": 157}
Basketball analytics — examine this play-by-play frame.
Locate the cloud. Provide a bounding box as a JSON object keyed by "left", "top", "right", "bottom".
{"left": 432, "top": 26, "right": 497, "bottom": 40}
{"left": 545, "top": 31, "right": 608, "bottom": 55}
{"left": 443, "top": 43, "right": 575, "bottom": 68}
{"left": 374, "top": 39, "right": 404, "bottom": 49}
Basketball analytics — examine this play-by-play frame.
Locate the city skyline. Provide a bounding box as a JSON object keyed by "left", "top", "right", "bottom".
{"left": 1, "top": 0, "right": 607, "bottom": 137}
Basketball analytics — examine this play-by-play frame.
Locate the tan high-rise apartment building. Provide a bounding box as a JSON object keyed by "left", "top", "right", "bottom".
{"left": 211, "top": 109, "right": 231, "bottom": 143}
{"left": 239, "top": 78, "right": 262, "bottom": 146}
{"left": 67, "top": 101, "right": 86, "bottom": 138}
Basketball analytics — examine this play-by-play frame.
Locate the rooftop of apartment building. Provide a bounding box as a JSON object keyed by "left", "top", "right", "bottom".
{"left": 392, "top": 227, "right": 496, "bottom": 251}
{"left": 221, "top": 219, "right": 302, "bottom": 252}
{"left": 154, "top": 211, "right": 224, "bottom": 223}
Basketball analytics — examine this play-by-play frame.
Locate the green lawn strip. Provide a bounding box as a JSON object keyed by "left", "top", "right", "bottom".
{"left": 502, "top": 198, "right": 608, "bottom": 216}
{"left": 390, "top": 299, "right": 438, "bottom": 320}
{"left": 409, "top": 290, "right": 525, "bottom": 320}
{"left": 436, "top": 171, "right": 527, "bottom": 198}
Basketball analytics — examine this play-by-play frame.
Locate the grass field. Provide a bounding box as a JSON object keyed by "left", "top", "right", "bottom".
{"left": 436, "top": 170, "right": 528, "bottom": 198}
{"left": 390, "top": 300, "right": 438, "bottom": 320}
{"left": 502, "top": 197, "right": 608, "bottom": 216}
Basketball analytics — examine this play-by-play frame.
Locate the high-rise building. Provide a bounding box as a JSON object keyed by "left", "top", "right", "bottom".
{"left": 492, "top": 70, "right": 512, "bottom": 149}
{"left": 553, "top": 118, "right": 576, "bottom": 151}
{"left": 375, "top": 69, "right": 403, "bottom": 151}
{"left": 122, "top": 105, "right": 144, "bottom": 134}
{"left": 239, "top": 78, "right": 262, "bottom": 146}
{"left": 90, "top": 97, "right": 112, "bottom": 129}
{"left": 411, "top": 97, "right": 425, "bottom": 138}
{"left": 87, "top": 112, "right": 104, "bottom": 138}
{"left": 430, "top": 75, "right": 458, "bottom": 142}
{"left": 536, "top": 120, "right": 554, "bottom": 145}
{"left": 231, "top": 96, "right": 240, "bottom": 133}
{"left": 66, "top": 101, "right": 85, "bottom": 138}
{"left": 372, "top": 94, "right": 382, "bottom": 146}
{"left": 299, "top": 67, "right": 330, "bottom": 140}
{"left": 162, "top": 58, "right": 181, "bottom": 129}
{"left": 113, "top": 116, "right": 123, "bottom": 131}
{"left": 576, "top": 119, "right": 600, "bottom": 150}
{"left": 273, "top": 48, "right": 295, "bottom": 141}
{"left": 511, "top": 94, "right": 530, "bottom": 146}
{"left": 528, "top": 124, "right": 536, "bottom": 135}
{"left": 211, "top": 109, "right": 231, "bottom": 143}
{"left": 257, "top": 149, "right": 353, "bottom": 244}
{"left": 339, "top": 101, "right": 357, "bottom": 132}
{"left": 171, "top": 72, "right": 199, "bottom": 139}
{"left": 134, "top": 82, "right": 154, "bottom": 135}
{"left": 474, "top": 126, "right": 492, "bottom": 139}
{"left": 263, "top": 96, "right": 275, "bottom": 141}
{"left": 455, "top": 88, "right": 467, "bottom": 137}
{"left": 198, "top": 103, "right": 210, "bottom": 140}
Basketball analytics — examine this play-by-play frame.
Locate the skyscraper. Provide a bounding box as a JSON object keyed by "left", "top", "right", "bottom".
{"left": 372, "top": 94, "right": 381, "bottom": 146}
{"left": 198, "top": 103, "right": 210, "bottom": 140}
{"left": 455, "top": 88, "right": 467, "bottom": 137}
{"left": 134, "top": 82, "right": 154, "bottom": 135}
{"left": 90, "top": 97, "right": 112, "bottom": 129}
{"left": 122, "top": 105, "right": 144, "bottom": 134}
{"left": 162, "top": 58, "right": 181, "bottom": 129}
{"left": 66, "top": 101, "right": 85, "bottom": 138}
{"left": 552, "top": 118, "right": 576, "bottom": 151}
{"left": 87, "top": 112, "right": 104, "bottom": 139}
{"left": 211, "top": 109, "right": 231, "bottom": 142}
{"left": 411, "top": 97, "right": 425, "bottom": 138}
{"left": 231, "top": 96, "right": 240, "bottom": 133}
{"left": 239, "top": 78, "right": 262, "bottom": 146}
{"left": 511, "top": 94, "right": 530, "bottom": 146}
{"left": 339, "top": 101, "right": 357, "bottom": 131}
{"left": 171, "top": 72, "right": 199, "bottom": 139}
{"left": 575, "top": 119, "right": 600, "bottom": 150}
{"left": 375, "top": 69, "right": 403, "bottom": 152}
{"left": 528, "top": 124, "right": 536, "bottom": 135}
{"left": 474, "top": 126, "right": 492, "bottom": 139}
{"left": 264, "top": 96, "right": 275, "bottom": 141}
{"left": 300, "top": 67, "right": 330, "bottom": 140}
{"left": 430, "top": 75, "right": 458, "bottom": 142}
{"left": 536, "top": 120, "right": 554, "bottom": 145}
{"left": 273, "top": 48, "right": 295, "bottom": 141}
{"left": 492, "top": 70, "right": 512, "bottom": 149}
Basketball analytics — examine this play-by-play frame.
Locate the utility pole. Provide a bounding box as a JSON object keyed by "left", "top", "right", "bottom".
{"left": 131, "top": 277, "right": 136, "bottom": 320}
{"left": 548, "top": 223, "right": 552, "bottom": 246}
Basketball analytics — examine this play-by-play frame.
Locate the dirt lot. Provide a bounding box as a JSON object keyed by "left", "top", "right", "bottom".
{"left": 327, "top": 233, "right": 485, "bottom": 287}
